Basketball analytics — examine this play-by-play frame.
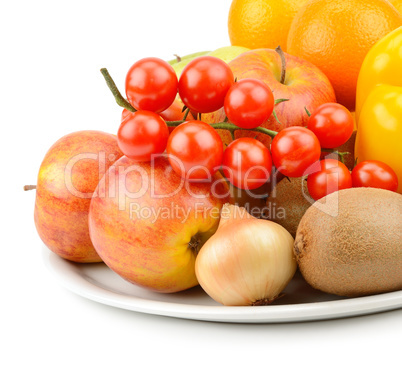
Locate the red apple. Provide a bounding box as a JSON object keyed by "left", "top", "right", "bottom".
{"left": 203, "top": 48, "right": 336, "bottom": 147}
{"left": 88, "top": 156, "right": 229, "bottom": 293}
{"left": 34, "top": 130, "right": 123, "bottom": 263}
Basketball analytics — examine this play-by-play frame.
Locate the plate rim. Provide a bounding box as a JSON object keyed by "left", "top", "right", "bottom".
{"left": 42, "top": 247, "right": 402, "bottom": 323}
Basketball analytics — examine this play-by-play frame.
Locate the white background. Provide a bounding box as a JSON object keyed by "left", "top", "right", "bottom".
{"left": 2, "top": 1, "right": 401, "bottom": 367}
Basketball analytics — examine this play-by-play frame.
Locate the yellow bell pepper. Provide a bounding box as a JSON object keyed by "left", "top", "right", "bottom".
{"left": 356, "top": 27, "right": 402, "bottom": 120}
{"left": 355, "top": 26, "right": 402, "bottom": 193}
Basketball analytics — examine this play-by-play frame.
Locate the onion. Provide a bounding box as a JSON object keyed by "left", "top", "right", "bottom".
{"left": 195, "top": 204, "right": 297, "bottom": 306}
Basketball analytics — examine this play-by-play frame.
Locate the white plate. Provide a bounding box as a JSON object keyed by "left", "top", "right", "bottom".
{"left": 43, "top": 247, "right": 402, "bottom": 323}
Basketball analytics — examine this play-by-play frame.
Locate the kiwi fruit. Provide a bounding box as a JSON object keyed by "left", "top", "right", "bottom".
{"left": 264, "top": 176, "right": 313, "bottom": 238}
{"left": 294, "top": 187, "right": 402, "bottom": 297}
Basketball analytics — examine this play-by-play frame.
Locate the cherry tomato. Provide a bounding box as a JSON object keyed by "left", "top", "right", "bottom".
{"left": 117, "top": 110, "right": 169, "bottom": 162}
{"left": 121, "top": 108, "right": 131, "bottom": 121}
{"left": 166, "top": 120, "right": 223, "bottom": 180}
{"left": 351, "top": 160, "right": 398, "bottom": 192}
{"left": 307, "top": 159, "right": 352, "bottom": 200}
{"left": 125, "top": 57, "right": 178, "bottom": 113}
{"left": 222, "top": 138, "right": 272, "bottom": 190}
{"left": 178, "top": 56, "right": 234, "bottom": 113}
{"left": 271, "top": 127, "right": 321, "bottom": 177}
{"left": 307, "top": 103, "right": 354, "bottom": 148}
{"left": 224, "top": 78, "right": 275, "bottom": 129}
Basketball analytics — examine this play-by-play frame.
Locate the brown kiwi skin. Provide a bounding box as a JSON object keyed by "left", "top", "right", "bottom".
{"left": 227, "top": 168, "right": 285, "bottom": 218}
{"left": 294, "top": 187, "right": 402, "bottom": 297}
{"left": 265, "top": 176, "right": 312, "bottom": 238}
{"left": 320, "top": 131, "right": 356, "bottom": 170}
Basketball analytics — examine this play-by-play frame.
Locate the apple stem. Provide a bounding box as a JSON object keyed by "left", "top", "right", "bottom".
{"left": 174, "top": 54, "right": 182, "bottom": 62}
{"left": 100, "top": 68, "right": 136, "bottom": 113}
{"left": 275, "top": 46, "right": 287, "bottom": 85}
{"left": 23, "top": 185, "right": 37, "bottom": 191}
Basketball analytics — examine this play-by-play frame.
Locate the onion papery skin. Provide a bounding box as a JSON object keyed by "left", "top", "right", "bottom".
{"left": 195, "top": 206, "right": 297, "bottom": 306}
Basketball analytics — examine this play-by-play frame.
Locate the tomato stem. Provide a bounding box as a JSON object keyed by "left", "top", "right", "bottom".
{"left": 272, "top": 110, "right": 281, "bottom": 125}
{"left": 229, "top": 129, "right": 236, "bottom": 140}
{"left": 101, "top": 68, "right": 279, "bottom": 140}
{"left": 275, "top": 46, "right": 287, "bottom": 85}
{"left": 272, "top": 98, "right": 288, "bottom": 125}
{"left": 322, "top": 149, "right": 351, "bottom": 165}
{"left": 167, "top": 108, "right": 191, "bottom": 124}
{"left": 165, "top": 120, "right": 278, "bottom": 138}
{"left": 211, "top": 122, "right": 277, "bottom": 138}
{"left": 166, "top": 120, "right": 186, "bottom": 127}
{"left": 100, "top": 68, "right": 136, "bottom": 112}
{"left": 183, "top": 107, "right": 191, "bottom": 120}
{"left": 353, "top": 157, "right": 358, "bottom": 168}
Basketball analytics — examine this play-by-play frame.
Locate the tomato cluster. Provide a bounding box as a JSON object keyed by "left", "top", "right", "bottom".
{"left": 114, "top": 56, "right": 398, "bottom": 198}
{"left": 117, "top": 56, "right": 276, "bottom": 189}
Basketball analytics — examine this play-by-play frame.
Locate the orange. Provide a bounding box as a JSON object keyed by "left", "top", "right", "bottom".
{"left": 390, "top": 0, "right": 402, "bottom": 14}
{"left": 287, "top": 0, "right": 402, "bottom": 111}
{"left": 228, "top": 0, "right": 309, "bottom": 51}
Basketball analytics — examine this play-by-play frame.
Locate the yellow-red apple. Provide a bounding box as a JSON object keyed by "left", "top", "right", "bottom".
{"left": 88, "top": 156, "right": 229, "bottom": 293}
{"left": 203, "top": 48, "right": 336, "bottom": 147}
{"left": 34, "top": 130, "right": 123, "bottom": 263}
